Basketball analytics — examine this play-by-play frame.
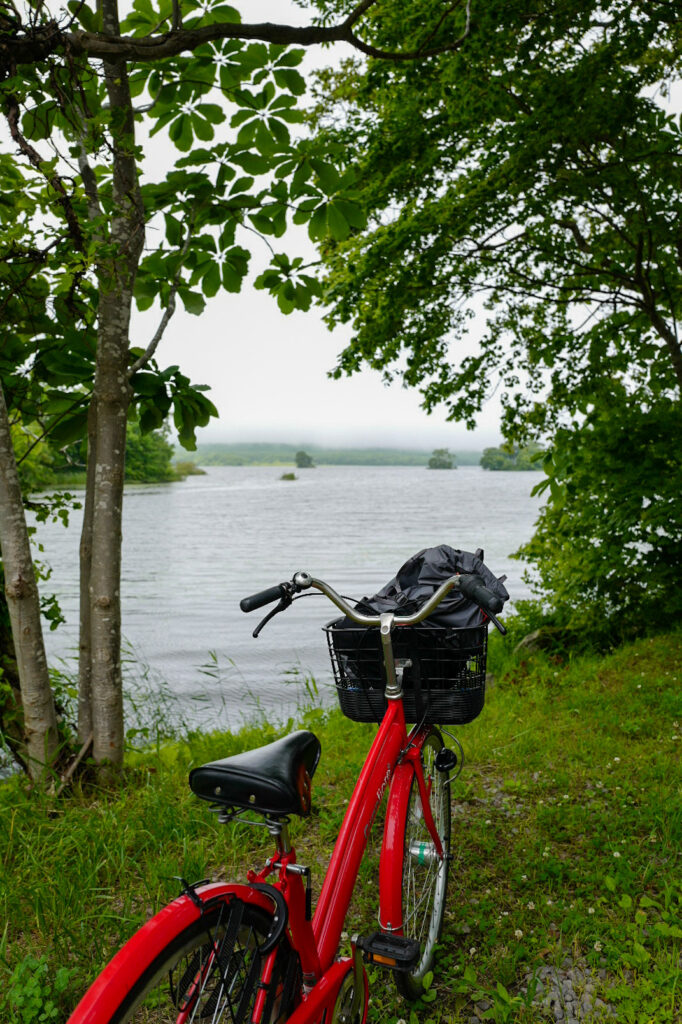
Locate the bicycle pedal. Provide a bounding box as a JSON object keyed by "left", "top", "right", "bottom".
{"left": 356, "top": 932, "right": 420, "bottom": 971}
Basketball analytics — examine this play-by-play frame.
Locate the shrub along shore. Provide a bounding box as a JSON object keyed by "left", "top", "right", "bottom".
{"left": 1, "top": 632, "right": 680, "bottom": 1023}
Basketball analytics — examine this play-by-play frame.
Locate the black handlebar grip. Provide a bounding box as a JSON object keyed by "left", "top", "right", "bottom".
{"left": 240, "top": 584, "right": 287, "bottom": 613}
{"left": 458, "top": 574, "right": 504, "bottom": 615}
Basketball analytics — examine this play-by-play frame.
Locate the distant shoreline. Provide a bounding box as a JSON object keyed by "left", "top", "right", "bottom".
{"left": 189, "top": 443, "right": 483, "bottom": 467}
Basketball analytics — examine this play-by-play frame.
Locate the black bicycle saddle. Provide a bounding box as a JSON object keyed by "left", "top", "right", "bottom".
{"left": 189, "top": 729, "right": 322, "bottom": 818}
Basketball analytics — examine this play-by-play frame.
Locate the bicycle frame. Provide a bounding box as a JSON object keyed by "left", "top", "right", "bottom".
{"left": 246, "top": 694, "right": 444, "bottom": 1024}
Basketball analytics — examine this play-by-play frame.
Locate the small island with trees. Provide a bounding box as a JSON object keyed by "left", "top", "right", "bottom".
{"left": 427, "top": 447, "right": 455, "bottom": 469}
{"left": 295, "top": 450, "right": 315, "bottom": 468}
{"left": 479, "top": 442, "right": 543, "bottom": 472}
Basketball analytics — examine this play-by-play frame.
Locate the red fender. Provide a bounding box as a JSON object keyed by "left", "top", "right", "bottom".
{"left": 67, "top": 883, "right": 275, "bottom": 1024}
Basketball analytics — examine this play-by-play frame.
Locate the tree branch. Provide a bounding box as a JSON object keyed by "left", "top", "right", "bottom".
{"left": 343, "top": 0, "right": 380, "bottom": 30}
{"left": 2, "top": 4, "right": 472, "bottom": 67}
{"left": 5, "top": 96, "right": 84, "bottom": 251}
{"left": 127, "top": 217, "right": 195, "bottom": 378}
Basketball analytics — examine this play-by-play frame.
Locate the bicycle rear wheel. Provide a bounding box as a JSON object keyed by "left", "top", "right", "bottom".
{"left": 395, "top": 729, "right": 451, "bottom": 999}
{"left": 70, "top": 898, "right": 298, "bottom": 1024}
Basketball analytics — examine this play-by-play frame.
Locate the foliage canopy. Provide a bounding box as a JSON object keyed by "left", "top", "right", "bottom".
{"left": 310, "top": 0, "right": 682, "bottom": 639}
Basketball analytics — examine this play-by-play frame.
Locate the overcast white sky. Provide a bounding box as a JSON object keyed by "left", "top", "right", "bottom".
{"left": 130, "top": 0, "right": 504, "bottom": 450}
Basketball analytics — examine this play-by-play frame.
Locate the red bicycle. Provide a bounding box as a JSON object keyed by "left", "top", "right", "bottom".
{"left": 68, "top": 569, "right": 505, "bottom": 1024}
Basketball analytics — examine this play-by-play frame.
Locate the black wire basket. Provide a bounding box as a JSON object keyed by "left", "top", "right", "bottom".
{"left": 324, "top": 619, "right": 488, "bottom": 725}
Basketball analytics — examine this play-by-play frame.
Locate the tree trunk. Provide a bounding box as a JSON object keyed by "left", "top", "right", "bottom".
{"left": 86, "top": 0, "right": 145, "bottom": 769}
{"left": 0, "top": 382, "right": 59, "bottom": 780}
{"left": 88, "top": 353, "right": 129, "bottom": 767}
{"left": 77, "top": 400, "right": 96, "bottom": 744}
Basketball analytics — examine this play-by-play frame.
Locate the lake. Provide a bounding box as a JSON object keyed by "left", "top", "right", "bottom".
{"left": 31, "top": 466, "right": 543, "bottom": 731}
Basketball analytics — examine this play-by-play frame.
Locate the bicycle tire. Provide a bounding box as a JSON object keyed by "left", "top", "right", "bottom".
{"left": 395, "top": 729, "right": 451, "bottom": 999}
{"left": 70, "top": 897, "right": 298, "bottom": 1024}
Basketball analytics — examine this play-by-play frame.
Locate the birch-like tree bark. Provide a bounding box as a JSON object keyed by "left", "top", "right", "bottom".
{"left": 77, "top": 401, "right": 96, "bottom": 745}
{"left": 0, "top": 384, "right": 59, "bottom": 779}
{"left": 86, "top": 0, "right": 145, "bottom": 768}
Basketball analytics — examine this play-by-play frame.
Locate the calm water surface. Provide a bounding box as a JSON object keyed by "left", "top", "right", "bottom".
{"left": 33, "top": 466, "right": 543, "bottom": 729}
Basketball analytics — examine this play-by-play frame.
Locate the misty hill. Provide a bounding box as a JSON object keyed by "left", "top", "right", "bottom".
{"left": 192, "top": 443, "right": 483, "bottom": 467}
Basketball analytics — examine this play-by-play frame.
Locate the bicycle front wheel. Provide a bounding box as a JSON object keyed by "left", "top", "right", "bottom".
{"left": 395, "top": 729, "right": 451, "bottom": 999}
{"left": 69, "top": 896, "right": 298, "bottom": 1024}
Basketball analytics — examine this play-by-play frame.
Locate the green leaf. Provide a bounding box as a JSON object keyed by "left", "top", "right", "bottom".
{"left": 273, "top": 68, "right": 306, "bottom": 96}
{"left": 48, "top": 408, "right": 89, "bottom": 444}
{"left": 233, "top": 151, "right": 271, "bottom": 174}
{"left": 254, "top": 121, "right": 279, "bottom": 157}
{"left": 67, "top": 0, "right": 101, "bottom": 31}
{"left": 209, "top": 4, "right": 240, "bottom": 23}
{"left": 273, "top": 48, "right": 304, "bottom": 68}
{"left": 309, "top": 158, "right": 342, "bottom": 194}
{"left": 192, "top": 115, "right": 214, "bottom": 142}
{"left": 249, "top": 212, "right": 275, "bottom": 235}
{"left": 201, "top": 262, "right": 221, "bottom": 298}
{"left": 197, "top": 103, "right": 226, "bottom": 125}
{"left": 179, "top": 288, "right": 206, "bottom": 316}
{"left": 164, "top": 215, "right": 184, "bottom": 247}
{"left": 307, "top": 205, "right": 328, "bottom": 241}
{"left": 326, "top": 203, "right": 351, "bottom": 241}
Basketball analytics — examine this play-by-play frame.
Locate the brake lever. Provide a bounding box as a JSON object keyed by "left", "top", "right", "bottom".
{"left": 487, "top": 611, "right": 507, "bottom": 636}
{"left": 252, "top": 593, "right": 293, "bottom": 638}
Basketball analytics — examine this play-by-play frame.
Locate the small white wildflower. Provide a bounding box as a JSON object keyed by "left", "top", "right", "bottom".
{"left": 596, "top": 781, "right": 603, "bottom": 788}
{"left": 546, "top": 899, "right": 553, "bottom": 905}
{"left": 469, "top": 947, "right": 477, "bottom": 956}
{"left": 542, "top": 851, "right": 549, "bottom": 858}
{"left": 485, "top": 819, "right": 492, "bottom": 825}
{"left": 594, "top": 941, "right": 602, "bottom": 952}
{"left": 397, "top": 1019, "right": 407, "bottom": 1024}
{"left": 674, "top": 722, "right": 679, "bottom": 729}
{"left": 485, "top": 888, "right": 492, "bottom": 895}
{"left": 521, "top": 874, "right": 528, "bottom": 881}
{"left": 588, "top": 907, "right": 595, "bottom": 915}
{"left": 527, "top": 901, "right": 535, "bottom": 910}
{"left": 502, "top": 911, "right": 509, "bottom": 917}
{"left": 538, "top": 799, "right": 544, "bottom": 805}
{"left": 563, "top": 794, "right": 570, "bottom": 800}
{"left": 672, "top": 735, "right": 679, "bottom": 741}
{"left": 341, "top": 931, "right": 349, "bottom": 941}
{"left": 514, "top": 928, "right": 523, "bottom": 939}
{"left": 613, "top": 757, "right": 621, "bottom": 763}
{"left": 613, "top": 851, "right": 621, "bottom": 859}
{"left": 453, "top": 964, "right": 461, "bottom": 973}
{"left": 637, "top": 684, "right": 642, "bottom": 689}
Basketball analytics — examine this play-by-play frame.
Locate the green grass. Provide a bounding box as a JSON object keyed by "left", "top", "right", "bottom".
{"left": 1, "top": 632, "right": 680, "bottom": 1022}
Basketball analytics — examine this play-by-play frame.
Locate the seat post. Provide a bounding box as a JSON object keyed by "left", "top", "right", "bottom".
{"left": 268, "top": 818, "right": 292, "bottom": 856}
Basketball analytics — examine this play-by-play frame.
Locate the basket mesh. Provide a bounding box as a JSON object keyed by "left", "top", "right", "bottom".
{"left": 325, "top": 619, "right": 487, "bottom": 725}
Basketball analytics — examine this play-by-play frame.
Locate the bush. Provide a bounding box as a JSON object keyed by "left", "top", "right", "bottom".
{"left": 517, "top": 398, "right": 682, "bottom": 647}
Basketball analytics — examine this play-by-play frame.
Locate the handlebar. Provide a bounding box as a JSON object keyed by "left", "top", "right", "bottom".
{"left": 240, "top": 570, "right": 506, "bottom": 632}
{"left": 239, "top": 584, "right": 289, "bottom": 613}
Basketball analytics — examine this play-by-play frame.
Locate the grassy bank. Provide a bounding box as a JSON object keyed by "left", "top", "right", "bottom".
{"left": 1, "top": 632, "right": 680, "bottom": 1022}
